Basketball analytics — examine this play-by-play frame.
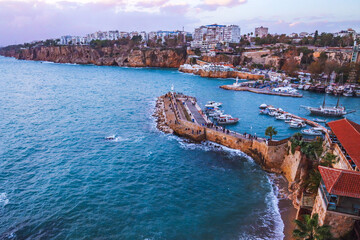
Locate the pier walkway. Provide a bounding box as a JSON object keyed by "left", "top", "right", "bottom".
{"left": 184, "top": 100, "right": 207, "bottom": 126}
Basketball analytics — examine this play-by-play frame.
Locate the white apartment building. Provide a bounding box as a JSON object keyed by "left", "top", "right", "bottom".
{"left": 255, "top": 26, "right": 269, "bottom": 38}
{"left": 224, "top": 25, "right": 241, "bottom": 43}
{"left": 191, "top": 24, "right": 241, "bottom": 49}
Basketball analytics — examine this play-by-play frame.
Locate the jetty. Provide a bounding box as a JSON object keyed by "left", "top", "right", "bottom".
{"left": 220, "top": 84, "right": 303, "bottom": 98}
{"left": 155, "top": 91, "right": 293, "bottom": 172}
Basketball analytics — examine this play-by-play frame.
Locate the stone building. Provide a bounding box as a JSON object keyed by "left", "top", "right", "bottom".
{"left": 312, "top": 166, "right": 360, "bottom": 238}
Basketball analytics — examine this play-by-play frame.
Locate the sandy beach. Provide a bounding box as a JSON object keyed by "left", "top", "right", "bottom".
{"left": 272, "top": 175, "right": 298, "bottom": 240}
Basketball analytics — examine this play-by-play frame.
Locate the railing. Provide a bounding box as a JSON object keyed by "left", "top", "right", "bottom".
{"left": 268, "top": 137, "right": 290, "bottom": 146}
{"left": 320, "top": 182, "right": 360, "bottom": 217}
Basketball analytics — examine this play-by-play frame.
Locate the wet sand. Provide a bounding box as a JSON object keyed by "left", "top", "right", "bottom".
{"left": 272, "top": 175, "right": 298, "bottom": 240}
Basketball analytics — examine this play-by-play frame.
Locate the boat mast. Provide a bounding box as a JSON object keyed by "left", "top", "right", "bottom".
{"left": 336, "top": 96, "right": 340, "bottom": 108}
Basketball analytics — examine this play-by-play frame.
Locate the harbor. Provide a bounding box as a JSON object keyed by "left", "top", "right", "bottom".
{"left": 220, "top": 79, "right": 303, "bottom": 98}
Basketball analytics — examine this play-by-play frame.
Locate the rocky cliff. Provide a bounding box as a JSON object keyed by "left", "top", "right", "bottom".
{"left": 0, "top": 45, "right": 187, "bottom": 68}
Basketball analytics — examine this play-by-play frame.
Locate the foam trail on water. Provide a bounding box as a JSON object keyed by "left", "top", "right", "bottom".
{"left": 0, "top": 192, "right": 9, "bottom": 206}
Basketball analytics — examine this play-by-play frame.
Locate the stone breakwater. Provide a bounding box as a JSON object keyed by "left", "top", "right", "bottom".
{"left": 178, "top": 65, "right": 264, "bottom": 80}
{"left": 153, "top": 97, "right": 173, "bottom": 134}
{"left": 0, "top": 46, "right": 187, "bottom": 68}
{"left": 154, "top": 92, "right": 320, "bottom": 237}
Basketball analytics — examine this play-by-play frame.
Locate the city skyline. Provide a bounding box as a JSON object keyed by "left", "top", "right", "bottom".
{"left": 0, "top": 0, "right": 359, "bottom": 46}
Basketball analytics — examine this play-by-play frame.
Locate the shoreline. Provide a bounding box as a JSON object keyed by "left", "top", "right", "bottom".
{"left": 272, "top": 174, "right": 297, "bottom": 240}
{"left": 154, "top": 94, "right": 298, "bottom": 239}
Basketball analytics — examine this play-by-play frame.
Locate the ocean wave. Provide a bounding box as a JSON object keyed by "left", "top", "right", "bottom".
{"left": 169, "top": 135, "right": 284, "bottom": 239}
{"left": 173, "top": 137, "right": 254, "bottom": 163}
{"left": 0, "top": 192, "right": 9, "bottom": 206}
{"left": 264, "top": 175, "right": 285, "bottom": 240}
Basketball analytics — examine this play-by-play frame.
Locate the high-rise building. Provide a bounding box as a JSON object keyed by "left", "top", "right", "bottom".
{"left": 191, "top": 24, "right": 241, "bottom": 49}
{"left": 255, "top": 26, "right": 269, "bottom": 38}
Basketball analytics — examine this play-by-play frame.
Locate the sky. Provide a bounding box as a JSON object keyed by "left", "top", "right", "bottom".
{"left": 0, "top": 0, "right": 359, "bottom": 46}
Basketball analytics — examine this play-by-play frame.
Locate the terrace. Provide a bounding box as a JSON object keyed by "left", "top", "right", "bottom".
{"left": 318, "top": 166, "right": 360, "bottom": 218}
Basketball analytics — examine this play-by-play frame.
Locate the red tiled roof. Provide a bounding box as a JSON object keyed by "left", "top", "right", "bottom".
{"left": 319, "top": 166, "right": 360, "bottom": 199}
{"left": 327, "top": 119, "right": 360, "bottom": 167}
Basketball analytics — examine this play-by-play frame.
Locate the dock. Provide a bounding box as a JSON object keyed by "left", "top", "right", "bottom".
{"left": 220, "top": 85, "right": 303, "bottom": 98}
{"left": 155, "top": 92, "right": 292, "bottom": 172}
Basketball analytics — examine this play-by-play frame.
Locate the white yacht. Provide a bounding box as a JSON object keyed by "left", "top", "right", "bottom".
{"left": 289, "top": 121, "right": 306, "bottom": 128}
{"left": 259, "top": 103, "right": 268, "bottom": 109}
{"left": 276, "top": 113, "right": 292, "bottom": 120}
{"left": 205, "top": 101, "right": 222, "bottom": 108}
{"left": 301, "top": 128, "right": 323, "bottom": 136}
{"left": 215, "top": 114, "right": 239, "bottom": 125}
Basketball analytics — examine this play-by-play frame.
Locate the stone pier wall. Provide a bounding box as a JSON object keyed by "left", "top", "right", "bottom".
{"left": 312, "top": 190, "right": 357, "bottom": 238}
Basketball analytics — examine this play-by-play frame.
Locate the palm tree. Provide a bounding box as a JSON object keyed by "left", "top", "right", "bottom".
{"left": 320, "top": 152, "right": 339, "bottom": 167}
{"left": 293, "top": 213, "right": 332, "bottom": 240}
{"left": 265, "top": 126, "right": 277, "bottom": 140}
{"left": 303, "top": 169, "right": 322, "bottom": 194}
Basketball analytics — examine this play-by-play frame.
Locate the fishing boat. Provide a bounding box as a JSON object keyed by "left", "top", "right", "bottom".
{"left": 215, "top": 114, "right": 239, "bottom": 125}
{"left": 298, "top": 84, "right": 304, "bottom": 90}
{"left": 205, "top": 101, "right": 222, "bottom": 108}
{"left": 301, "top": 128, "right": 323, "bottom": 136}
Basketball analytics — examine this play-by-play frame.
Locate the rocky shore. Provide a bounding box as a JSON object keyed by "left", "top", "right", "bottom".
{"left": 0, "top": 45, "right": 187, "bottom": 68}
{"left": 179, "top": 65, "right": 264, "bottom": 80}
{"left": 153, "top": 96, "right": 173, "bottom": 134}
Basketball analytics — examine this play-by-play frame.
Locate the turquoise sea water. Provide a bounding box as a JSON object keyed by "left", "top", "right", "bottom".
{"left": 0, "top": 56, "right": 359, "bottom": 240}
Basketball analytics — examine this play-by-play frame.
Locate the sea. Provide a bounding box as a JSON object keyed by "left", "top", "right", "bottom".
{"left": 0, "top": 56, "right": 359, "bottom": 240}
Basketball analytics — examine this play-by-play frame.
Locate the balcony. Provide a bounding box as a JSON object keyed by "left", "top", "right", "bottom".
{"left": 320, "top": 182, "right": 360, "bottom": 217}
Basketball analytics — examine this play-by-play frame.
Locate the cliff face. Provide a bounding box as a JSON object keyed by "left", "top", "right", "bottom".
{"left": 0, "top": 46, "right": 187, "bottom": 68}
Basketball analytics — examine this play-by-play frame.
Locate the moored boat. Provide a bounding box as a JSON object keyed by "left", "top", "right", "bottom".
{"left": 259, "top": 103, "right": 268, "bottom": 109}
{"left": 301, "top": 128, "right": 323, "bottom": 136}
{"left": 289, "top": 121, "right": 306, "bottom": 128}
{"left": 215, "top": 114, "right": 239, "bottom": 125}
{"left": 313, "top": 118, "right": 327, "bottom": 123}
{"left": 205, "top": 101, "right": 222, "bottom": 108}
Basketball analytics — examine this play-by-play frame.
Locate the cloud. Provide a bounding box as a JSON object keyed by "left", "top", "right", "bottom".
{"left": 197, "top": 0, "right": 247, "bottom": 11}
{"left": 289, "top": 22, "right": 301, "bottom": 27}
{"left": 0, "top": 0, "right": 198, "bottom": 46}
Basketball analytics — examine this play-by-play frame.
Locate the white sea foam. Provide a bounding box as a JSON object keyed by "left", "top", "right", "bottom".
{"left": 113, "top": 136, "right": 129, "bottom": 142}
{"left": 170, "top": 135, "right": 285, "bottom": 239}
{"left": 264, "top": 175, "right": 285, "bottom": 240}
{"left": 174, "top": 137, "right": 254, "bottom": 163}
{"left": 0, "top": 192, "right": 9, "bottom": 206}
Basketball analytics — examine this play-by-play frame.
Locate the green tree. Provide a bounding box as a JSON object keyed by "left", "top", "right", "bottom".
{"left": 265, "top": 126, "right": 277, "bottom": 140}
{"left": 304, "top": 169, "right": 322, "bottom": 194}
{"left": 293, "top": 213, "right": 332, "bottom": 240}
{"left": 313, "top": 30, "right": 319, "bottom": 45}
{"left": 320, "top": 152, "right": 338, "bottom": 167}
